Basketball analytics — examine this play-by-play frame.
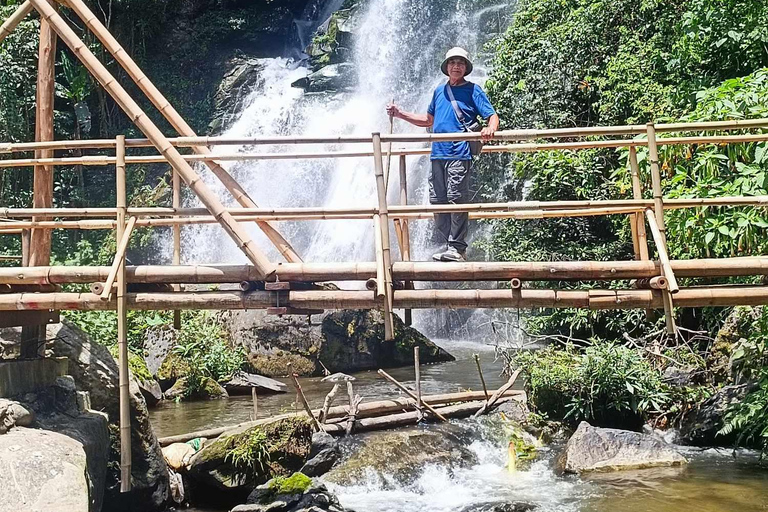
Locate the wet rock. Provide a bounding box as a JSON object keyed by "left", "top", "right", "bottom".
{"left": 300, "top": 432, "right": 341, "bottom": 476}
{"left": 241, "top": 475, "right": 348, "bottom": 512}
{"left": 0, "top": 398, "right": 34, "bottom": 434}
{"left": 678, "top": 383, "right": 757, "bottom": 446}
{"left": 49, "top": 321, "right": 170, "bottom": 511}
{"left": 138, "top": 378, "right": 164, "bottom": 407}
{"left": 164, "top": 376, "right": 229, "bottom": 401}
{"left": 459, "top": 503, "right": 536, "bottom": 512}
{"left": 225, "top": 371, "right": 288, "bottom": 395}
{"left": 493, "top": 399, "right": 529, "bottom": 424}
{"left": 306, "top": 4, "right": 360, "bottom": 71}
{"left": 326, "top": 427, "right": 476, "bottom": 484}
{"left": 143, "top": 325, "right": 177, "bottom": 377}
{"left": 557, "top": 422, "right": 687, "bottom": 474}
{"left": 291, "top": 63, "right": 357, "bottom": 93}
{"left": 156, "top": 350, "right": 190, "bottom": 390}
{"left": 0, "top": 427, "right": 91, "bottom": 512}
{"left": 321, "top": 372, "right": 355, "bottom": 382}
{"left": 225, "top": 309, "right": 453, "bottom": 377}
{"left": 187, "top": 418, "right": 313, "bottom": 491}
{"left": 210, "top": 58, "right": 265, "bottom": 133}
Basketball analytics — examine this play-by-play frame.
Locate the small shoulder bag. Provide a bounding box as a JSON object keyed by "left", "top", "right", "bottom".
{"left": 445, "top": 83, "right": 483, "bottom": 156}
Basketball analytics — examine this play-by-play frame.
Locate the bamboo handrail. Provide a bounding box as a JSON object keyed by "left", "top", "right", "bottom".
{"left": 7, "top": 285, "right": 768, "bottom": 311}
{"left": 63, "top": 0, "right": 302, "bottom": 264}
{"left": 28, "top": 0, "right": 276, "bottom": 279}
{"left": 0, "top": 0, "right": 32, "bottom": 44}
{"left": 101, "top": 216, "right": 137, "bottom": 300}
{"left": 645, "top": 210, "right": 680, "bottom": 294}
{"left": 4, "top": 134, "right": 768, "bottom": 167}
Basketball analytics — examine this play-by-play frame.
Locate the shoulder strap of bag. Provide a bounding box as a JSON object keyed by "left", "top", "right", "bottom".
{"left": 445, "top": 83, "right": 471, "bottom": 131}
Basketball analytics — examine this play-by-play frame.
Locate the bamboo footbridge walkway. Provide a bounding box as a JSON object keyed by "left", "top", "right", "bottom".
{"left": 4, "top": 0, "right": 768, "bottom": 493}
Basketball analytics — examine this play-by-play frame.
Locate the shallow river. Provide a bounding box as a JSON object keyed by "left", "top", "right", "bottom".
{"left": 150, "top": 341, "right": 768, "bottom": 512}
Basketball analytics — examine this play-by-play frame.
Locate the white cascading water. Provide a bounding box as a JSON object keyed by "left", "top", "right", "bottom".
{"left": 182, "top": 0, "right": 520, "bottom": 340}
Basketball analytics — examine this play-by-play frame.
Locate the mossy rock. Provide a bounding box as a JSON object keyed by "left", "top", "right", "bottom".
{"left": 248, "top": 352, "right": 317, "bottom": 377}
{"left": 156, "top": 351, "right": 190, "bottom": 385}
{"left": 164, "top": 376, "right": 228, "bottom": 401}
{"left": 188, "top": 418, "right": 313, "bottom": 491}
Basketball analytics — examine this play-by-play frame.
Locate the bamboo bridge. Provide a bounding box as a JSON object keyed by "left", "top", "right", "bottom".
{"left": 3, "top": 0, "right": 768, "bottom": 494}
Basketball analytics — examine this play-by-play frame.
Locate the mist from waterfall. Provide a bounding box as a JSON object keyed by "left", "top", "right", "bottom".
{"left": 182, "top": 0, "right": 521, "bottom": 342}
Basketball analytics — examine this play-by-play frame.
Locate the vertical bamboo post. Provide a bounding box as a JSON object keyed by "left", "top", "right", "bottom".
{"left": 251, "top": 388, "right": 258, "bottom": 420}
{"left": 474, "top": 354, "right": 490, "bottom": 401}
{"left": 62, "top": 0, "right": 302, "bottom": 263}
{"left": 172, "top": 168, "right": 181, "bottom": 329}
{"left": 629, "top": 146, "right": 649, "bottom": 261}
{"left": 21, "top": 0, "right": 57, "bottom": 358}
{"left": 646, "top": 124, "right": 676, "bottom": 334}
{"left": 116, "top": 135, "right": 131, "bottom": 493}
{"left": 372, "top": 132, "right": 395, "bottom": 340}
{"left": 399, "top": 154, "right": 413, "bottom": 326}
{"left": 414, "top": 346, "right": 421, "bottom": 408}
{"left": 28, "top": 0, "right": 276, "bottom": 279}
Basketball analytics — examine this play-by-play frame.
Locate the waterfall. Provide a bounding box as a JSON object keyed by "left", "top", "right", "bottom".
{"left": 183, "top": 0, "right": 521, "bottom": 342}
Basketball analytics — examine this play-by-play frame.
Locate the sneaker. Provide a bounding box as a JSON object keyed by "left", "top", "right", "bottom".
{"left": 432, "top": 247, "right": 449, "bottom": 261}
{"left": 441, "top": 247, "right": 467, "bottom": 262}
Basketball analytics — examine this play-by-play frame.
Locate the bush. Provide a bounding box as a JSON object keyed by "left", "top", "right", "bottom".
{"left": 511, "top": 342, "right": 670, "bottom": 428}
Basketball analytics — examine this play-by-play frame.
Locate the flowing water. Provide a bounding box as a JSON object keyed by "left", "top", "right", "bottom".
{"left": 155, "top": 0, "right": 768, "bottom": 509}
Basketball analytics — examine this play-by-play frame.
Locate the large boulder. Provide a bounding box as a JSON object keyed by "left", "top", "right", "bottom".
{"left": 209, "top": 58, "right": 265, "bottom": 133}
{"left": 164, "top": 376, "right": 229, "bottom": 401}
{"left": 238, "top": 475, "right": 348, "bottom": 512}
{"left": 224, "top": 371, "right": 288, "bottom": 395}
{"left": 225, "top": 309, "right": 454, "bottom": 377}
{"left": 325, "top": 427, "right": 476, "bottom": 485}
{"left": 49, "top": 321, "right": 170, "bottom": 511}
{"left": 678, "top": 383, "right": 757, "bottom": 446}
{"left": 557, "top": 422, "right": 687, "bottom": 474}
{"left": 0, "top": 427, "right": 92, "bottom": 512}
{"left": 299, "top": 431, "right": 341, "bottom": 477}
{"left": 305, "top": 4, "right": 360, "bottom": 71}
{"left": 0, "top": 398, "right": 34, "bottom": 434}
{"left": 187, "top": 418, "right": 313, "bottom": 491}
{"left": 290, "top": 63, "right": 357, "bottom": 93}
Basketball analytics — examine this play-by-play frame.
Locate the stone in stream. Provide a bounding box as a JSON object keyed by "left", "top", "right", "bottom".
{"left": 300, "top": 431, "right": 341, "bottom": 477}
{"left": 164, "top": 376, "right": 229, "bottom": 401}
{"left": 238, "top": 474, "right": 350, "bottom": 512}
{"left": 459, "top": 503, "right": 536, "bottom": 512}
{"left": 678, "top": 383, "right": 757, "bottom": 446}
{"left": 556, "top": 421, "right": 687, "bottom": 474}
{"left": 224, "top": 371, "right": 288, "bottom": 395}
{"left": 0, "top": 398, "right": 34, "bottom": 434}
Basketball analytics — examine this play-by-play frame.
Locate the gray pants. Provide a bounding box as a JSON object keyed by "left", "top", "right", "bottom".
{"left": 429, "top": 159, "right": 471, "bottom": 252}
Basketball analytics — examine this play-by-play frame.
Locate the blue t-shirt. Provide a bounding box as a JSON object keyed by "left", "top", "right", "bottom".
{"left": 427, "top": 81, "right": 496, "bottom": 160}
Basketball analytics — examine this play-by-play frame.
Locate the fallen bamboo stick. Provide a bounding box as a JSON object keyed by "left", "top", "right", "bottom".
{"left": 155, "top": 390, "right": 525, "bottom": 446}
{"left": 101, "top": 216, "right": 137, "bottom": 300}
{"left": 319, "top": 384, "right": 340, "bottom": 424}
{"left": 473, "top": 369, "right": 521, "bottom": 418}
{"left": 287, "top": 363, "right": 323, "bottom": 432}
{"left": 378, "top": 369, "right": 447, "bottom": 422}
{"left": 3, "top": 257, "right": 768, "bottom": 285}
{"left": 474, "top": 354, "right": 490, "bottom": 401}
{"left": 28, "top": 0, "right": 276, "bottom": 279}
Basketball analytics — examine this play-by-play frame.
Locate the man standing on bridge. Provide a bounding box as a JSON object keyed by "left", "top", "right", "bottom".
{"left": 386, "top": 47, "right": 499, "bottom": 262}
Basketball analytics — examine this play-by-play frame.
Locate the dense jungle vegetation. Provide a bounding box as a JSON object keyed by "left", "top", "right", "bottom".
{"left": 1, "top": 0, "right": 767, "bottom": 453}
{"left": 483, "top": 0, "right": 768, "bottom": 453}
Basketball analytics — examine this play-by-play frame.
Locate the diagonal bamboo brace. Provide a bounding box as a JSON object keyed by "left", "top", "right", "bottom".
{"left": 0, "top": 0, "right": 33, "bottom": 44}
{"left": 60, "top": 0, "right": 301, "bottom": 263}
{"left": 101, "top": 216, "right": 136, "bottom": 300}
{"left": 29, "top": 0, "right": 276, "bottom": 279}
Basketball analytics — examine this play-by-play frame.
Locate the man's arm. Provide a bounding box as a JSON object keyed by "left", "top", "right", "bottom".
{"left": 386, "top": 103, "right": 434, "bottom": 128}
{"left": 481, "top": 113, "right": 499, "bottom": 141}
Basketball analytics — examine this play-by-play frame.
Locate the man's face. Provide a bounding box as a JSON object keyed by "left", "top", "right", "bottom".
{"left": 447, "top": 57, "right": 467, "bottom": 79}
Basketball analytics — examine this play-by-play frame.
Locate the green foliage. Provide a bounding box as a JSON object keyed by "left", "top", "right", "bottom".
{"left": 512, "top": 342, "right": 670, "bottom": 427}
{"left": 226, "top": 427, "right": 270, "bottom": 475}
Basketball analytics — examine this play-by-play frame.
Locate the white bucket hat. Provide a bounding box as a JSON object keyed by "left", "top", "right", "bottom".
{"left": 441, "top": 47, "right": 473, "bottom": 76}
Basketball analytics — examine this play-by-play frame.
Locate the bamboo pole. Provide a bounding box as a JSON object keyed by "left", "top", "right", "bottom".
{"left": 414, "top": 346, "right": 421, "bottom": 408}
{"left": 372, "top": 133, "right": 395, "bottom": 340}
{"left": 474, "top": 354, "right": 490, "bottom": 401}
{"left": 115, "top": 135, "right": 131, "bottom": 493}
{"left": 373, "top": 215, "right": 385, "bottom": 299}
{"left": 472, "top": 369, "right": 521, "bottom": 418}
{"left": 63, "top": 0, "right": 302, "bottom": 264}
{"left": 172, "top": 159, "right": 181, "bottom": 329}
{"left": 398, "top": 154, "right": 413, "bottom": 326}
{"left": 377, "top": 369, "right": 447, "bottom": 422}
{"left": 345, "top": 381, "right": 360, "bottom": 436}
{"left": 646, "top": 210, "right": 680, "bottom": 293}
{"left": 0, "top": 0, "right": 33, "bottom": 44}
{"left": 629, "top": 146, "right": 649, "bottom": 261}
{"left": 101, "top": 216, "right": 137, "bottom": 300}
{"left": 287, "top": 363, "right": 323, "bottom": 432}
{"left": 29, "top": 0, "right": 56, "bottom": 267}
{"left": 318, "top": 384, "right": 340, "bottom": 424}
{"left": 251, "top": 388, "right": 258, "bottom": 420}
{"left": 5, "top": 256, "right": 768, "bottom": 286}
{"left": 383, "top": 99, "right": 395, "bottom": 187}
{"left": 28, "top": 0, "right": 276, "bottom": 279}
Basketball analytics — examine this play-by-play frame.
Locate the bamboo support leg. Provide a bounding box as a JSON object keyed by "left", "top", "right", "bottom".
{"left": 28, "top": 0, "right": 276, "bottom": 279}
{"left": 0, "top": 0, "right": 33, "bottom": 44}
{"left": 645, "top": 209, "right": 678, "bottom": 333}
{"left": 62, "top": 0, "right": 301, "bottom": 263}
{"left": 398, "top": 154, "right": 413, "bottom": 326}
{"left": 101, "top": 216, "right": 137, "bottom": 300}
{"left": 629, "top": 147, "right": 649, "bottom": 261}
{"left": 414, "top": 346, "right": 421, "bottom": 408}
{"left": 287, "top": 363, "right": 323, "bottom": 432}
{"left": 345, "top": 381, "right": 361, "bottom": 436}
{"left": 472, "top": 369, "right": 521, "bottom": 418}
{"left": 115, "top": 136, "right": 131, "bottom": 493}
{"left": 251, "top": 388, "right": 258, "bottom": 420}
{"left": 172, "top": 166, "right": 181, "bottom": 329}
{"left": 372, "top": 133, "right": 395, "bottom": 340}
{"left": 319, "top": 383, "right": 340, "bottom": 423}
